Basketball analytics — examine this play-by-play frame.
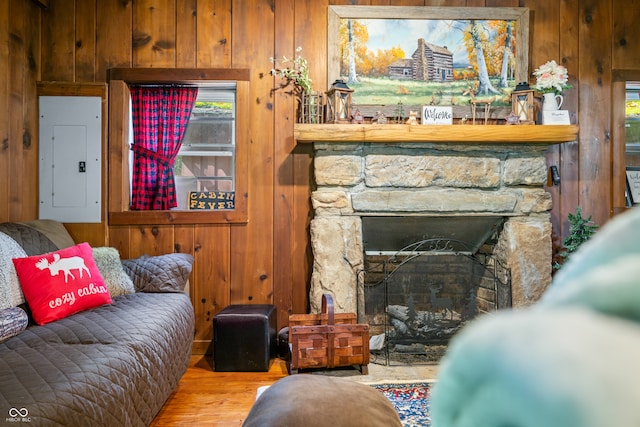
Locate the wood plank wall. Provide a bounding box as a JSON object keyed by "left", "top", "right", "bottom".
{"left": 1, "top": 0, "right": 638, "bottom": 354}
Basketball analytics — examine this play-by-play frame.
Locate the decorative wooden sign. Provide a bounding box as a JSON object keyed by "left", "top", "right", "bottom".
{"left": 541, "top": 110, "right": 570, "bottom": 125}
{"left": 422, "top": 106, "right": 453, "bottom": 125}
{"left": 188, "top": 191, "right": 235, "bottom": 210}
{"left": 626, "top": 167, "right": 640, "bottom": 205}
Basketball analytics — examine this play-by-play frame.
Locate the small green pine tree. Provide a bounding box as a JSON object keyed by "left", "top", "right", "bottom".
{"left": 554, "top": 206, "right": 599, "bottom": 269}
{"left": 394, "top": 101, "right": 405, "bottom": 123}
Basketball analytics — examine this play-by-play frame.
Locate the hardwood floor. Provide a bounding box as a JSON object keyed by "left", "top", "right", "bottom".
{"left": 150, "top": 356, "right": 289, "bottom": 426}
{"left": 150, "top": 354, "right": 438, "bottom": 426}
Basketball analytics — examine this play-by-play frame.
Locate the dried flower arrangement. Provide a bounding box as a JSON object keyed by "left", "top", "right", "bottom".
{"left": 270, "top": 47, "right": 312, "bottom": 98}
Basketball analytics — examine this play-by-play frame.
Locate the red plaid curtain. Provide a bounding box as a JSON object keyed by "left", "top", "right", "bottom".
{"left": 129, "top": 85, "right": 198, "bottom": 210}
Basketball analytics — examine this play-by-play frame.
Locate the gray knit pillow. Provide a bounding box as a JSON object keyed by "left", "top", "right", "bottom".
{"left": 0, "top": 307, "right": 28, "bottom": 343}
{"left": 92, "top": 247, "right": 135, "bottom": 298}
{"left": 0, "top": 232, "right": 27, "bottom": 309}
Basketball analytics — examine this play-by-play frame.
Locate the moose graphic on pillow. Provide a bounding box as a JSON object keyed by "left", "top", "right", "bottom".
{"left": 35, "top": 253, "right": 91, "bottom": 283}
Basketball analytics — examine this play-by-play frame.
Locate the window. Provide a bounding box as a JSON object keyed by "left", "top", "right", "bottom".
{"left": 626, "top": 82, "right": 640, "bottom": 149}
{"left": 108, "top": 68, "right": 249, "bottom": 225}
{"left": 625, "top": 81, "right": 640, "bottom": 207}
{"left": 128, "top": 83, "right": 237, "bottom": 211}
{"left": 176, "top": 85, "right": 236, "bottom": 210}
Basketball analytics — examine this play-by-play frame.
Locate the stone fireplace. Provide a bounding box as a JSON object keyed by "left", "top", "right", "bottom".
{"left": 297, "top": 125, "right": 577, "bottom": 317}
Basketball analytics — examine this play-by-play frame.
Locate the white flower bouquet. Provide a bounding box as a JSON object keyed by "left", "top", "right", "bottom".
{"left": 532, "top": 60, "right": 572, "bottom": 95}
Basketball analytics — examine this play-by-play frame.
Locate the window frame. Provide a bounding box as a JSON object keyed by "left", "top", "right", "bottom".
{"left": 107, "top": 68, "right": 250, "bottom": 225}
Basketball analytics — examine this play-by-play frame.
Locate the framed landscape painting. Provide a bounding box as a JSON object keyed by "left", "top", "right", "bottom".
{"left": 327, "top": 6, "right": 530, "bottom": 119}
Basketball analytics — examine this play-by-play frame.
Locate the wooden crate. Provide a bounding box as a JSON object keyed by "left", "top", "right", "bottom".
{"left": 289, "top": 294, "right": 369, "bottom": 374}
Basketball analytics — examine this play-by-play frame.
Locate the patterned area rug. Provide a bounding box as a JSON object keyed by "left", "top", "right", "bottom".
{"left": 373, "top": 382, "right": 432, "bottom": 427}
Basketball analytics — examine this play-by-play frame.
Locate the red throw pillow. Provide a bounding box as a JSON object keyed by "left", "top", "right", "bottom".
{"left": 12, "top": 242, "right": 112, "bottom": 325}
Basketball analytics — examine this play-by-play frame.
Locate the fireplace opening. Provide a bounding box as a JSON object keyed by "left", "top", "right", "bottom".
{"left": 358, "top": 216, "right": 511, "bottom": 366}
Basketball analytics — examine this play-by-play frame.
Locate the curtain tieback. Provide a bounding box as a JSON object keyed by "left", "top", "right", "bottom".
{"left": 132, "top": 145, "right": 174, "bottom": 168}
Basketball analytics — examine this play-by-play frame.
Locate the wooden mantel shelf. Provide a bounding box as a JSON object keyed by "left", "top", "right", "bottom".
{"left": 294, "top": 124, "right": 579, "bottom": 144}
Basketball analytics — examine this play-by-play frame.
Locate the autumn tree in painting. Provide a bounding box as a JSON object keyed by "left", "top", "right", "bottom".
{"left": 496, "top": 21, "right": 515, "bottom": 88}
{"left": 339, "top": 18, "right": 405, "bottom": 82}
{"left": 363, "top": 46, "right": 406, "bottom": 78}
{"left": 445, "top": 18, "right": 517, "bottom": 94}
{"left": 339, "top": 19, "right": 368, "bottom": 83}
{"left": 346, "top": 20, "right": 359, "bottom": 84}
{"left": 464, "top": 20, "right": 500, "bottom": 95}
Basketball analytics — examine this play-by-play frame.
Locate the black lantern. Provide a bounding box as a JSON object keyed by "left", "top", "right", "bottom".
{"left": 325, "top": 79, "right": 353, "bottom": 124}
{"left": 511, "top": 82, "right": 535, "bottom": 124}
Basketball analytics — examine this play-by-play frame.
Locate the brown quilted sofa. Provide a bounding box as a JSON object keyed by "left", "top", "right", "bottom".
{"left": 0, "top": 220, "right": 195, "bottom": 426}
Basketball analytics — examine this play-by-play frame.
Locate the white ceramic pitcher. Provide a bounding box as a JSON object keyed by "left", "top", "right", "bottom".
{"left": 542, "top": 92, "right": 563, "bottom": 111}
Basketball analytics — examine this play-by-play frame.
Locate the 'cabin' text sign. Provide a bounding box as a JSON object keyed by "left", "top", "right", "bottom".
{"left": 189, "top": 191, "right": 235, "bottom": 210}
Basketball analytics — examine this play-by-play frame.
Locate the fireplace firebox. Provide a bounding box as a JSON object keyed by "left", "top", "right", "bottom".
{"left": 359, "top": 216, "right": 511, "bottom": 365}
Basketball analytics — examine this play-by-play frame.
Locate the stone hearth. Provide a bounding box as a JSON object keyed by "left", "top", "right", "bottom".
{"left": 303, "top": 127, "right": 564, "bottom": 316}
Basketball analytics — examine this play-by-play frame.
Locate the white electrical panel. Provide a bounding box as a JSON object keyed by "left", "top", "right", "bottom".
{"left": 39, "top": 96, "right": 102, "bottom": 223}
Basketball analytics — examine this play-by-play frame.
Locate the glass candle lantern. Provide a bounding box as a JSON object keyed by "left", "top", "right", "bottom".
{"left": 325, "top": 79, "right": 354, "bottom": 124}
{"left": 511, "top": 85, "right": 535, "bottom": 124}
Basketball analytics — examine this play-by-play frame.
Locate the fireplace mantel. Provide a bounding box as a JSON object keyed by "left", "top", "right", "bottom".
{"left": 294, "top": 124, "right": 578, "bottom": 144}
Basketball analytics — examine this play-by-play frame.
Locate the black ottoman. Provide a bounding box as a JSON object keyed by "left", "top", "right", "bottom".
{"left": 213, "top": 304, "right": 276, "bottom": 372}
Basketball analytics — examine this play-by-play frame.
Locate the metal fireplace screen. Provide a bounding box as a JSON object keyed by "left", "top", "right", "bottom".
{"left": 362, "top": 216, "right": 505, "bottom": 255}
{"left": 359, "top": 216, "right": 511, "bottom": 366}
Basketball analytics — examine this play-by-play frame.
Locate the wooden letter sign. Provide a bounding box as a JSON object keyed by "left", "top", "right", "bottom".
{"left": 189, "top": 191, "right": 235, "bottom": 210}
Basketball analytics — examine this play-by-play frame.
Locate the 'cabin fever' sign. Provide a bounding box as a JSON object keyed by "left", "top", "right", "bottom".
{"left": 189, "top": 191, "right": 235, "bottom": 210}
